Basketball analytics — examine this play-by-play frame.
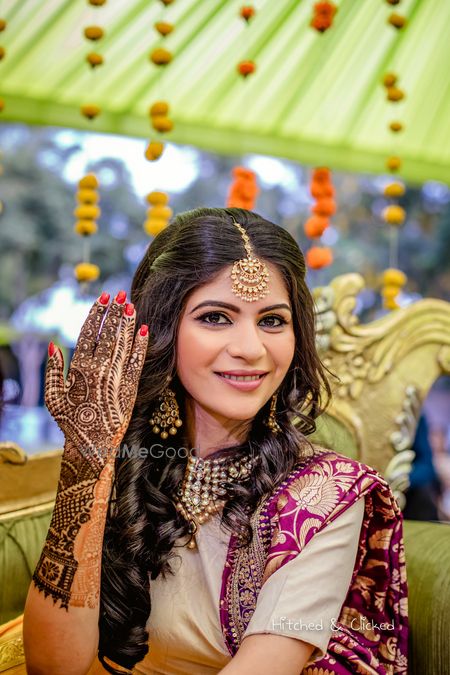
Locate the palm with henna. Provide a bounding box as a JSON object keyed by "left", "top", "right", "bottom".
{"left": 32, "top": 290, "right": 149, "bottom": 611}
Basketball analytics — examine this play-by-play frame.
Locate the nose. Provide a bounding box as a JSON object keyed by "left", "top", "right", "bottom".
{"left": 226, "top": 320, "right": 267, "bottom": 361}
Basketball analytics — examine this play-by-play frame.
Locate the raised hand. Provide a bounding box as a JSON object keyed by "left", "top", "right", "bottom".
{"left": 32, "top": 291, "right": 149, "bottom": 610}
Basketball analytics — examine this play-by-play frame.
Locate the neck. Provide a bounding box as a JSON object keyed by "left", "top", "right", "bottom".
{"left": 185, "top": 397, "right": 252, "bottom": 458}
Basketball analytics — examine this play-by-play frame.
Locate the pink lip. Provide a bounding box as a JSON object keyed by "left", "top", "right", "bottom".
{"left": 218, "top": 370, "right": 268, "bottom": 376}
{"left": 215, "top": 372, "right": 267, "bottom": 391}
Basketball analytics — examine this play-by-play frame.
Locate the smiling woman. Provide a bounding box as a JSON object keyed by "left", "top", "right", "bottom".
{"left": 22, "top": 207, "right": 408, "bottom": 675}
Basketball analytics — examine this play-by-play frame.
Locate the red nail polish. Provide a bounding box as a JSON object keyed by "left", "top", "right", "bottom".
{"left": 48, "top": 342, "right": 55, "bottom": 357}
{"left": 125, "top": 303, "right": 134, "bottom": 316}
{"left": 139, "top": 324, "right": 148, "bottom": 337}
{"left": 116, "top": 290, "right": 127, "bottom": 304}
{"left": 99, "top": 292, "right": 110, "bottom": 305}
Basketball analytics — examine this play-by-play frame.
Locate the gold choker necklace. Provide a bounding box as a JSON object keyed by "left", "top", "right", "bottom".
{"left": 174, "top": 452, "right": 256, "bottom": 549}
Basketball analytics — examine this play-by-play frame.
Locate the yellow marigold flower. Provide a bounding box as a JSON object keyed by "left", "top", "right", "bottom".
{"left": 386, "top": 156, "right": 401, "bottom": 172}
{"left": 74, "top": 220, "right": 98, "bottom": 236}
{"left": 149, "top": 101, "right": 170, "bottom": 117}
{"left": 0, "top": 19, "right": 7, "bottom": 31}
{"left": 388, "top": 13, "right": 407, "bottom": 29}
{"left": 383, "top": 296, "right": 399, "bottom": 310}
{"left": 381, "top": 286, "right": 399, "bottom": 299}
{"left": 383, "top": 182, "right": 405, "bottom": 198}
{"left": 81, "top": 104, "right": 101, "bottom": 119}
{"left": 76, "top": 189, "right": 99, "bottom": 204}
{"left": 149, "top": 205, "right": 173, "bottom": 220}
{"left": 154, "top": 21, "right": 174, "bottom": 37}
{"left": 84, "top": 26, "right": 104, "bottom": 40}
{"left": 150, "top": 48, "right": 172, "bottom": 65}
{"left": 145, "top": 141, "right": 164, "bottom": 161}
{"left": 382, "top": 205, "right": 406, "bottom": 226}
{"left": 146, "top": 191, "right": 169, "bottom": 205}
{"left": 386, "top": 86, "right": 405, "bottom": 102}
{"left": 79, "top": 174, "right": 99, "bottom": 189}
{"left": 389, "top": 121, "right": 403, "bottom": 133}
{"left": 0, "top": 47, "right": 5, "bottom": 60}
{"left": 86, "top": 52, "right": 104, "bottom": 68}
{"left": 151, "top": 116, "right": 173, "bottom": 133}
{"left": 0, "top": 98, "right": 4, "bottom": 112}
{"left": 144, "top": 218, "right": 168, "bottom": 237}
{"left": 74, "top": 262, "right": 100, "bottom": 283}
{"left": 383, "top": 73, "right": 397, "bottom": 88}
{"left": 382, "top": 268, "right": 407, "bottom": 286}
{"left": 74, "top": 204, "right": 101, "bottom": 220}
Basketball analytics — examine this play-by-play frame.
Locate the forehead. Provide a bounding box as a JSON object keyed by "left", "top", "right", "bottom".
{"left": 185, "top": 261, "right": 290, "bottom": 308}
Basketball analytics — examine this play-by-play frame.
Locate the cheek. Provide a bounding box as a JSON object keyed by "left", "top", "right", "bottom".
{"left": 176, "top": 323, "right": 220, "bottom": 372}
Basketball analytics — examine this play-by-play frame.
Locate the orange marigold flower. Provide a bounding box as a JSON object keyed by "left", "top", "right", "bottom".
{"left": 382, "top": 205, "right": 406, "bottom": 226}
{"left": 79, "top": 174, "right": 99, "bottom": 189}
{"left": 151, "top": 116, "right": 173, "bottom": 133}
{"left": 0, "top": 19, "right": 7, "bottom": 31}
{"left": 386, "top": 156, "right": 401, "bottom": 172}
{"left": 389, "top": 121, "right": 404, "bottom": 133}
{"left": 74, "top": 262, "right": 100, "bottom": 283}
{"left": 237, "top": 60, "right": 256, "bottom": 77}
{"left": 304, "top": 216, "right": 329, "bottom": 239}
{"left": 86, "top": 52, "right": 104, "bottom": 68}
{"left": 306, "top": 246, "right": 333, "bottom": 269}
{"left": 312, "top": 167, "right": 331, "bottom": 182}
{"left": 80, "top": 104, "right": 101, "bottom": 119}
{"left": 154, "top": 21, "right": 174, "bottom": 37}
{"left": 383, "top": 182, "right": 405, "bottom": 198}
{"left": 74, "top": 220, "right": 98, "bottom": 236}
{"left": 383, "top": 72, "right": 397, "bottom": 88}
{"left": 88, "top": 0, "right": 107, "bottom": 5}
{"left": 0, "top": 46, "right": 5, "bottom": 60}
{"left": 386, "top": 86, "right": 405, "bottom": 102}
{"left": 144, "top": 218, "right": 168, "bottom": 237}
{"left": 159, "top": 0, "right": 175, "bottom": 4}
{"left": 310, "top": 181, "right": 335, "bottom": 199}
{"left": 150, "top": 48, "right": 172, "bottom": 65}
{"left": 146, "top": 191, "right": 169, "bottom": 205}
{"left": 312, "top": 198, "right": 336, "bottom": 217}
{"left": 0, "top": 98, "right": 4, "bottom": 112}
{"left": 84, "top": 26, "right": 104, "bottom": 41}
{"left": 240, "top": 6, "right": 256, "bottom": 22}
{"left": 149, "top": 101, "right": 170, "bottom": 117}
{"left": 145, "top": 141, "right": 164, "bottom": 161}
{"left": 388, "top": 13, "right": 407, "bottom": 29}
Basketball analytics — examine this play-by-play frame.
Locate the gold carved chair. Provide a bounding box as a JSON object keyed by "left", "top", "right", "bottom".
{"left": 1, "top": 273, "right": 450, "bottom": 674}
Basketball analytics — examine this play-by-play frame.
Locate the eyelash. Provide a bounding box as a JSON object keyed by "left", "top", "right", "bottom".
{"left": 195, "top": 311, "right": 288, "bottom": 328}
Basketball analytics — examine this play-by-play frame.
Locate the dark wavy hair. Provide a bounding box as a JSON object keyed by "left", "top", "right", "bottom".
{"left": 98, "top": 207, "right": 332, "bottom": 672}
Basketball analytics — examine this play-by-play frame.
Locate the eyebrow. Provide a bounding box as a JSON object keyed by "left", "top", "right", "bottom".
{"left": 189, "top": 300, "right": 292, "bottom": 315}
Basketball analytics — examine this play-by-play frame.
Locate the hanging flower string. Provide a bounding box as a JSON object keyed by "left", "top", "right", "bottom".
{"left": 81, "top": 0, "right": 107, "bottom": 121}
{"left": 237, "top": 5, "right": 257, "bottom": 78}
{"left": 226, "top": 167, "right": 259, "bottom": 210}
{"left": 145, "top": 1, "right": 176, "bottom": 164}
{"left": 143, "top": 191, "right": 172, "bottom": 237}
{"left": 304, "top": 167, "right": 335, "bottom": 270}
{"left": 380, "top": 0, "right": 408, "bottom": 310}
{"left": 310, "top": 2, "right": 338, "bottom": 33}
{"left": 73, "top": 174, "right": 101, "bottom": 284}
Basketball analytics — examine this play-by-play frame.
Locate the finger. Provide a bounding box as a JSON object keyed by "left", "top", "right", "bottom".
{"left": 120, "top": 325, "right": 149, "bottom": 415}
{"left": 94, "top": 290, "right": 127, "bottom": 362}
{"left": 72, "top": 293, "right": 110, "bottom": 364}
{"left": 44, "top": 343, "right": 65, "bottom": 414}
{"left": 110, "top": 303, "right": 136, "bottom": 383}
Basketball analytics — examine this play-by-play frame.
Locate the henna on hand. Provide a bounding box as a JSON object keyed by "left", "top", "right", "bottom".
{"left": 32, "top": 295, "right": 149, "bottom": 610}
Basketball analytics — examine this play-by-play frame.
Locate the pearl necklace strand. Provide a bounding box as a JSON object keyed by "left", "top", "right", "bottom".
{"left": 174, "top": 452, "right": 256, "bottom": 549}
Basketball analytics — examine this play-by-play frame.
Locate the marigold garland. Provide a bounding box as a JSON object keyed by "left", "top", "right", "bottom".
{"left": 74, "top": 174, "right": 101, "bottom": 283}
{"left": 226, "top": 167, "right": 259, "bottom": 210}
{"left": 84, "top": 25, "right": 104, "bottom": 40}
{"left": 388, "top": 13, "right": 407, "bottom": 29}
{"left": 310, "top": 1, "right": 338, "bottom": 33}
{"left": 150, "top": 48, "right": 172, "bottom": 65}
{"left": 86, "top": 52, "right": 103, "bottom": 68}
{"left": 381, "top": 268, "right": 407, "bottom": 310}
{"left": 304, "top": 167, "right": 336, "bottom": 270}
{"left": 383, "top": 182, "right": 405, "bottom": 198}
{"left": 80, "top": 104, "right": 101, "bottom": 120}
{"left": 144, "top": 191, "right": 172, "bottom": 237}
{"left": 238, "top": 60, "right": 256, "bottom": 77}
{"left": 386, "top": 156, "right": 401, "bottom": 172}
{"left": 145, "top": 141, "right": 164, "bottom": 161}
{"left": 389, "top": 121, "right": 403, "bottom": 133}
{"left": 155, "top": 21, "right": 174, "bottom": 37}
{"left": 240, "top": 6, "right": 256, "bottom": 22}
{"left": 382, "top": 204, "right": 405, "bottom": 226}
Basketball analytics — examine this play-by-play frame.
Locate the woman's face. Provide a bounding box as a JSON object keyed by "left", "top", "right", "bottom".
{"left": 176, "top": 261, "right": 296, "bottom": 434}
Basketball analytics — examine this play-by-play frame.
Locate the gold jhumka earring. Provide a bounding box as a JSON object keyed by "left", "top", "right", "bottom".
{"left": 149, "top": 378, "right": 183, "bottom": 439}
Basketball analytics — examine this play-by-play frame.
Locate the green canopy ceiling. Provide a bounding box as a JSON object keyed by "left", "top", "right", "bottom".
{"left": 1, "top": 0, "right": 449, "bottom": 185}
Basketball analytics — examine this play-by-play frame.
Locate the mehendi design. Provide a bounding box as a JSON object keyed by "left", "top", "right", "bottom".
{"left": 32, "top": 298, "right": 148, "bottom": 610}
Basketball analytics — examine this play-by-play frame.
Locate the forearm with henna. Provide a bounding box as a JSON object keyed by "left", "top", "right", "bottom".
{"left": 32, "top": 293, "right": 148, "bottom": 611}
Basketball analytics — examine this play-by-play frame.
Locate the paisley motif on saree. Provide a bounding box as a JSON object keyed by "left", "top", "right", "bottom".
{"left": 219, "top": 447, "right": 408, "bottom": 674}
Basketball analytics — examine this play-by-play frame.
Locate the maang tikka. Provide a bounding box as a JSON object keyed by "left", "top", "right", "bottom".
{"left": 149, "top": 220, "right": 280, "bottom": 437}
